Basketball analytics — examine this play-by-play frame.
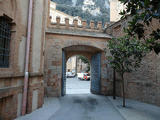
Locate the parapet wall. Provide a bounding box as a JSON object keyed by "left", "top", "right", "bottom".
{"left": 48, "top": 16, "right": 106, "bottom": 33}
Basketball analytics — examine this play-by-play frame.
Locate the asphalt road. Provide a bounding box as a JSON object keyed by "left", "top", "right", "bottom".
{"left": 66, "top": 77, "right": 90, "bottom": 94}
{"left": 16, "top": 78, "right": 160, "bottom": 120}
{"left": 48, "top": 94, "right": 125, "bottom": 120}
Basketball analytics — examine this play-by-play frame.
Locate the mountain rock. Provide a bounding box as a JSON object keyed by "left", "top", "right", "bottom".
{"left": 51, "top": 0, "right": 110, "bottom": 26}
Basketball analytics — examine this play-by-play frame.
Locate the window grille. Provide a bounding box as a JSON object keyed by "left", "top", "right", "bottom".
{"left": 0, "top": 17, "right": 11, "bottom": 68}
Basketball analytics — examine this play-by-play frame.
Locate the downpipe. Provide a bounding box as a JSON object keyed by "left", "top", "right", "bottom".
{"left": 21, "top": 0, "right": 33, "bottom": 115}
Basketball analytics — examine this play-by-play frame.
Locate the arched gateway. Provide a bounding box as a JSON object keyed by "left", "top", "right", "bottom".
{"left": 62, "top": 45, "right": 102, "bottom": 95}
{"left": 44, "top": 19, "right": 113, "bottom": 97}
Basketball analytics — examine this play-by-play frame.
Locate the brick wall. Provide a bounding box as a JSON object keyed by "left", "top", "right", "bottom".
{"left": 106, "top": 18, "right": 160, "bottom": 106}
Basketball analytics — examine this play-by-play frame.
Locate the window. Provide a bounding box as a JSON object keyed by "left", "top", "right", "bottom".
{"left": 0, "top": 17, "right": 11, "bottom": 68}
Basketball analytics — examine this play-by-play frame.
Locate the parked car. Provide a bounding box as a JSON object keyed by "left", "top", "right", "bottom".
{"left": 66, "top": 72, "right": 75, "bottom": 78}
{"left": 77, "top": 73, "right": 90, "bottom": 80}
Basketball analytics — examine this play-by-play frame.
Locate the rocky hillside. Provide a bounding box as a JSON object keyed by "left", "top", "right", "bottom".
{"left": 51, "top": 0, "right": 110, "bottom": 26}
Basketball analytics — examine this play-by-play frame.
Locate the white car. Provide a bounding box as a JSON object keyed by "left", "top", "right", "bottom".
{"left": 77, "top": 73, "right": 90, "bottom": 80}
{"left": 66, "top": 72, "right": 75, "bottom": 78}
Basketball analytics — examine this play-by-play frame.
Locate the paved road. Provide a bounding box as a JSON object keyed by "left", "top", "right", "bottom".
{"left": 48, "top": 94, "right": 125, "bottom": 120}
{"left": 66, "top": 77, "right": 90, "bottom": 94}
{"left": 16, "top": 78, "right": 160, "bottom": 120}
{"left": 16, "top": 94, "right": 160, "bottom": 120}
{"left": 16, "top": 94, "right": 125, "bottom": 120}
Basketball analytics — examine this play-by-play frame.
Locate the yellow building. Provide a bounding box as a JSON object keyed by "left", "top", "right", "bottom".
{"left": 67, "top": 56, "right": 77, "bottom": 72}
{"left": 67, "top": 56, "right": 89, "bottom": 73}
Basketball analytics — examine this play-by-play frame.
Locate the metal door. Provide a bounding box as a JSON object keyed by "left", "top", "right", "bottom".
{"left": 91, "top": 53, "right": 101, "bottom": 94}
{"left": 62, "top": 50, "right": 66, "bottom": 96}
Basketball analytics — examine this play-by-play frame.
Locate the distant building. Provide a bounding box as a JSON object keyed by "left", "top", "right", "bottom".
{"left": 110, "top": 0, "right": 125, "bottom": 22}
{"left": 66, "top": 56, "right": 89, "bottom": 73}
{"left": 77, "top": 59, "right": 89, "bottom": 73}
{"left": 67, "top": 56, "right": 77, "bottom": 72}
{"left": 50, "top": 1, "right": 82, "bottom": 25}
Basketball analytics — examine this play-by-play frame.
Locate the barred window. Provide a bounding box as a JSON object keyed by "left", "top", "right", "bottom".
{"left": 0, "top": 17, "right": 11, "bottom": 68}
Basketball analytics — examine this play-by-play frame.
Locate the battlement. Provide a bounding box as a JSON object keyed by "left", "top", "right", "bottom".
{"left": 48, "top": 16, "right": 107, "bottom": 33}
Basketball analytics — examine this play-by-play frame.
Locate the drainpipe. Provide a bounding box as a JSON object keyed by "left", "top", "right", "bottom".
{"left": 22, "top": 0, "right": 33, "bottom": 115}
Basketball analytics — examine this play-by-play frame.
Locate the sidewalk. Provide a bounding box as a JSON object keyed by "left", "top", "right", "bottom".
{"left": 15, "top": 97, "right": 61, "bottom": 120}
{"left": 108, "top": 96, "right": 160, "bottom": 120}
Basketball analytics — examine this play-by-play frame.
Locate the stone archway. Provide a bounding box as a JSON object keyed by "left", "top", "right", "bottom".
{"left": 61, "top": 45, "right": 102, "bottom": 96}
{"left": 45, "top": 31, "right": 113, "bottom": 97}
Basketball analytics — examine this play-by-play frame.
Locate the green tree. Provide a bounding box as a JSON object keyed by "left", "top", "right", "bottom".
{"left": 105, "top": 35, "right": 147, "bottom": 107}
{"left": 51, "top": 0, "right": 72, "bottom": 5}
{"left": 76, "top": 0, "right": 84, "bottom": 6}
{"left": 119, "top": 0, "right": 160, "bottom": 54}
{"left": 78, "top": 55, "right": 90, "bottom": 72}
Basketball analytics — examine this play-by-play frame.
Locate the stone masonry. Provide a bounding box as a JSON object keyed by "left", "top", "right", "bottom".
{"left": 106, "top": 18, "right": 160, "bottom": 106}
{"left": 44, "top": 16, "right": 113, "bottom": 97}
{"left": 0, "top": 0, "right": 160, "bottom": 119}
{"left": 0, "top": 0, "right": 47, "bottom": 119}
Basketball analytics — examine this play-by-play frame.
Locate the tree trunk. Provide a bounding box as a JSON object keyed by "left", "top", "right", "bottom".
{"left": 75, "top": 56, "right": 78, "bottom": 76}
{"left": 113, "top": 68, "right": 116, "bottom": 99}
{"left": 80, "top": 60, "right": 82, "bottom": 72}
{"left": 122, "top": 73, "right": 125, "bottom": 107}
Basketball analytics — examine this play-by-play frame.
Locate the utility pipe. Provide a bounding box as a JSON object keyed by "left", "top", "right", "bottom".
{"left": 22, "top": 0, "right": 33, "bottom": 115}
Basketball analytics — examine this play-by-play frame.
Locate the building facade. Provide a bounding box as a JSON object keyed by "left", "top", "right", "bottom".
{"left": 66, "top": 56, "right": 76, "bottom": 72}
{"left": 45, "top": 14, "right": 112, "bottom": 96}
{"left": 66, "top": 56, "right": 90, "bottom": 73}
{"left": 0, "top": 0, "right": 159, "bottom": 120}
{"left": 0, "top": 0, "right": 47, "bottom": 119}
{"left": 106, "top": 17, "right": 160, "bottom": 106}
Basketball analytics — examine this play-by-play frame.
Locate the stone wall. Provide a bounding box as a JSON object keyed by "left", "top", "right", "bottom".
{"left": 44, "top": 2, "right": 115, "bottom": 96}
{"left": 0, "top": 0, "right": 47, "bottom": 119}
{"left": 0, "top": 75, "right": 44, "bottom": 119}
{"left": 48, "top": 15, "right": 104, "bottom": 33}
{"left": 45, "top": 25, "right": 113, "bottom": 96}
{"left": 106, "top": 18, "right": 160, "bottom": 106}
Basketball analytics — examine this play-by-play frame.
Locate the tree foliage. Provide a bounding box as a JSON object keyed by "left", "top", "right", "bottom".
{"left": 78, "top": 55, "right": 89, "bottom": 64}
{"left": 78, "top": 55, "right": 90, "bottom": 72}
{"left": 106, "top": 35, "right": 148, "bottom": 107}
{"left": 51, "top": 0, "right": 73, "bottom": 5}
{"left": 76, "top": 0, "right": 84, "bottom": 6}
{"left": 119, "top": 0, "right": 160, "bottom": 54}
{"left": 107, "top": 36, "right": 147, "bottom": 75}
